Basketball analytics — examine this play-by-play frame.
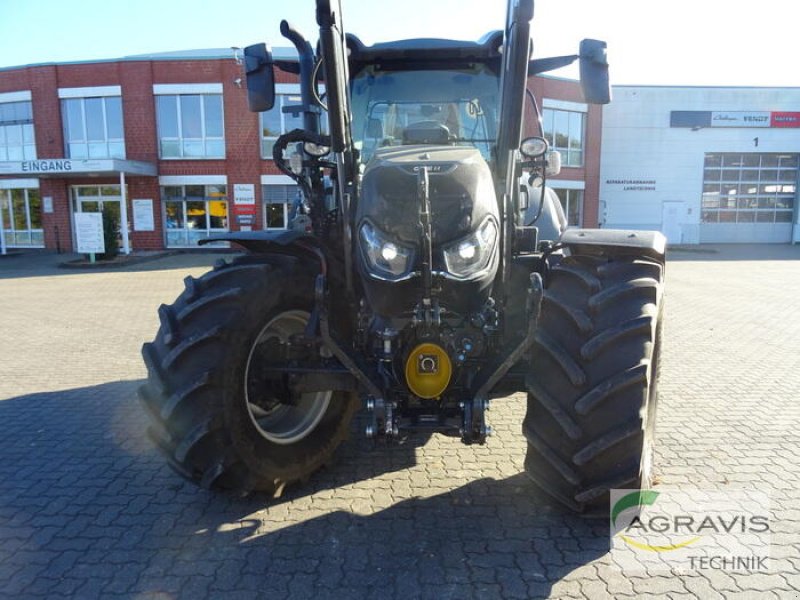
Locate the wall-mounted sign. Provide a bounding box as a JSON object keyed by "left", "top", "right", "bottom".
{"left": 43, "top": 196, "right": 53, "bottom": 213}
{"left": 0, "top": 158, "right": 157, "bottom": 176}
{"left": 671, "top": 110, "right": 800, "bottom": 129}
{"left": 235, "top": 205, "right": 256, "bottom": 226}
{"left": 605, "top": 178, "right": 657, "bottom": 191}
{"left": 233, "top": 184, "right": 257, "bottom": 226}
{"left": 132, "top": 199, "right": 154, "bottom": 231}
{"left": 233, "top": 183, "right": 256, "bottom": 205}
{"left": 74, "top": 212, "right": 105, "bottom": 254}
{"left": 21, "top": 159, "right": 74, "bottom": 173}
{"left": 771, "top": 112, "right": 800, "bottom": 128}
{"left": 711, "top": 112, "right": 770, "bottom": 128}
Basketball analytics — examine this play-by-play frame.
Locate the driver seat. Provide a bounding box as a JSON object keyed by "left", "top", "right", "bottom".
{"left": 402, "top": 121, "right": 451, "bottom": 145}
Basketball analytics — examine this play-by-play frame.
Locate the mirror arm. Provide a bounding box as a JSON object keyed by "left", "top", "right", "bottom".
{"left": 274, "top": 59, "right": 300, "bottom": 75}
{"left": 528, "top": 54, "right": 578, "bottom": 76}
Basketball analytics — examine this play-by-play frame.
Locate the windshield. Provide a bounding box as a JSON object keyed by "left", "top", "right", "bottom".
{"left": 350, "top": 65, "right": 500, "bottom": 164}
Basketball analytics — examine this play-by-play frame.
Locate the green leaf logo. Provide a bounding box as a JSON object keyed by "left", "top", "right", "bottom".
{"left": 611, "top": 490, "right": 701, "bottom": 552}
{"left": 612, "top": 490, "right": 660, "bottom": 527}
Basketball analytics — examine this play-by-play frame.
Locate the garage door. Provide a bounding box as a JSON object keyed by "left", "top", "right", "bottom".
{"left": 700, "top": 153, "right": 796, "bottom": 243}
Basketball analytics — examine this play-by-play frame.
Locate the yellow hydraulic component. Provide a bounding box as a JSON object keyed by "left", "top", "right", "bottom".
{"left": 404, "top": 342, "right": 452, "bottom": 399}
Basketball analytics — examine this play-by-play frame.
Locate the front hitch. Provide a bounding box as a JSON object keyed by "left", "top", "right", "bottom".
{"left": 461, "top": 271, "right": 543, "bottom": 444}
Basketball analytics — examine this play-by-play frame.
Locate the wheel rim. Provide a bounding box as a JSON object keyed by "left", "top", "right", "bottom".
{"left": 244, "top": 310, "right": 331, "bottom": 445}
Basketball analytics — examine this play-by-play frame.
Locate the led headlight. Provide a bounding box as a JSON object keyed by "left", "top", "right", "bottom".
{"left": 442, "top": 218, "right": 498, "bottom": 279}
{"left": 359, "top": 221, "right": 414, "bottom": 279}
{"left": 303, "top": 141, "right": 331, "bottom": 156}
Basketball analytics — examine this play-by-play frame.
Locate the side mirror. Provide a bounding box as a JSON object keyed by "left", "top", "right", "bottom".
{"left": 579, "top": 39, "right": 611, "bottom": 105}
{"left": 243, "top": 43, "right": 275, "bottom": 112}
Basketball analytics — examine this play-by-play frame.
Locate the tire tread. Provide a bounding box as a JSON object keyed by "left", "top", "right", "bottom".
{"left": 139, "top": 254, "right": 358, "bottom": 497}
{"left": 524, "top": 254, "right": 664, "bottom": 513}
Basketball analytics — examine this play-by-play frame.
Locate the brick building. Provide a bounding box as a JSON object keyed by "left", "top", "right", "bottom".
{"left": 0, "top": 48, "right": 601, "bottom": 254}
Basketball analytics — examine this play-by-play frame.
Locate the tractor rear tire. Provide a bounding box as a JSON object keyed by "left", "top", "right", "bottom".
{"left": 139, "top": 254, "right": 359, "bottom": 496}
{"left": 523, "top": 253, "right": 664, "bottom": 514}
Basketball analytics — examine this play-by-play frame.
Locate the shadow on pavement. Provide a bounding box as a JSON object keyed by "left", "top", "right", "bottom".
{"left": 0, "top": 381, "right": 609, "bottom": 599}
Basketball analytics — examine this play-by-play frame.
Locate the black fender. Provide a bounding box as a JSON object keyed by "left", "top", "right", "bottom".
{"left": 560, "top": 228, "right": 666, "bottom": 262}
{"left": 199, "top": 231, "right": 328, "bottom": 269}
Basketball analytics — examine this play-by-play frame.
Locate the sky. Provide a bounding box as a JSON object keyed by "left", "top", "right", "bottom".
{"left": 0, "top": 0, "right": 797, "bottom": 87}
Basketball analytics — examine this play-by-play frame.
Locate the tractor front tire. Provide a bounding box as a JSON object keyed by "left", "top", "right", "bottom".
{"left": 523, "top": 253, "right": 664, "bottom": 514}
{"left": 139, "top": 254, "right": 359, "bottom": 496}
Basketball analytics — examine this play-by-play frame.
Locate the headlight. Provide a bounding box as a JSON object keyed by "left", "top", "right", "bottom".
{"left": 358, "top": 221, "right": 414, "bottom": 280}
{"left": 442, "top": 218, "right": 498, "bottom": 279}
{"left": 303, "top": 141, "right": 331, "bottom": 156}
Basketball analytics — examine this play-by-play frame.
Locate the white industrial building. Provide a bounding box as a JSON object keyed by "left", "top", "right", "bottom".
{"left": 600, "top": 86, "right": 800, "bottom": 244}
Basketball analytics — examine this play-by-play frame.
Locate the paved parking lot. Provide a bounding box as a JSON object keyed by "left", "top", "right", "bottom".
{"left": 1, "top": 246, "right": 799, "bottom": 599}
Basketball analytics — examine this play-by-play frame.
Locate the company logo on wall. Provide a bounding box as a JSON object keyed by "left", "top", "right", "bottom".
{"left": 671, "top": 111, "right": 800, "bottom": 128}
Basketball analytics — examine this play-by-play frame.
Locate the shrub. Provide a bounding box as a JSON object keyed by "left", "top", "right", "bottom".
{"left": 98, "top": 209, "right": 119, "bottom": 260}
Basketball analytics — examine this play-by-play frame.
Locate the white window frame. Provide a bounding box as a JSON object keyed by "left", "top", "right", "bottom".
{"left": 161, "top": 183, "right": 229, "bottom": 247}
{"left": 70, "top": 185, "right": 129, "bottom": 252}
{"left": 159, "top": 175, "right": 227, "bottom": 186}
{"left": 260, "top": 85, "right": 303, "bottom": 159}
{"left": 541, "top": 100, "right": 587, "bottom": 168}
{"left": 700, "top": 153, "right": 797, "bottom": 224}
{"left": 0, "top": 91, "right": 32, "bottom": 103}
{"left": 261, "top": 175, "right": 298, "bottom": 230}
{"left": 264, "top": 200, "right": 289, "bottom": 230}
{"left": 153, "top": 83, "right": 223, "bottom": 95}
{"left": 550, "top": 181, "right": 585, "bottom": 227}
{"left": 1, "top": 187, "right": 44, "bottom": 247}
{"left": 155, "top": 91, "right": 225, "bottom": 160}
{"left": 0, "top": 93, "right": 36, "bottom": 161}
{"left": 61, "top": 95, "right": 125, "bottom": 159}
{"left": 59, "top": 86, "right": 122, "bottom": 99}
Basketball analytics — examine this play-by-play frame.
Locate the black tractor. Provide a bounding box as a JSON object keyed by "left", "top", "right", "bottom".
{"left": 140, "top": 0, "right": 665, "bottom": 513}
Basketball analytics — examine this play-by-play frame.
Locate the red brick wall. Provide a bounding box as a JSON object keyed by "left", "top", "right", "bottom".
{"left": 38, "top": 179, "right": 69, "bottom": 252}
{"left": 527, "top": 76, "right": 603, "bottom": 227}
{"left": 121, "top": 62, "right": 158, "bottom": 163}
{"left": 0, "top": 57, "right": 601, "bottom": 252}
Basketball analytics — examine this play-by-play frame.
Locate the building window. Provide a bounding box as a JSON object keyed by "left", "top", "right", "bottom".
{"left": 260, "top": 94, "right": 304, "bottom": 158}
{"left": 263, "top": 184, "right": 301, "bottom": 229}
{"left": 156, "top": 95, "right": 225, "bottom": 159}
{"left": 542, "top": 108, "right": 585, "bottom": 167}
{"left": 553, "top": 188, "right": 583, "bottom": 226}
{"left": 62, "top": 96, "right": 124, "bottom": 159}
{"left": 1, "top": 188, "right": 43, "bottom": 247}
{"left": 0, "top": 101, "right": 36, "bottom": 161}
{"left": 701, "top": 153, "right": 796, "bottom": 224}
{"left": 162, "top": 184, "right": 228, "bottom": 246}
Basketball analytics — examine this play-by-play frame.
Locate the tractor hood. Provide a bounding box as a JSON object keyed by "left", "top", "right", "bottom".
{"left": 357, "top": 145, "right": 498, "bottom": 247}
{"left": 355, "top": 145, "right": 499, "bottom": 316}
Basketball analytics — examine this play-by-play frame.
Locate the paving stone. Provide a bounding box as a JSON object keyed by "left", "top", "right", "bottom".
{"left": 1, "top": 247, "right": 799, "bottom": 599}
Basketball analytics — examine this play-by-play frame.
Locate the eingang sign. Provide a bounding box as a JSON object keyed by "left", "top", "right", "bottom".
{"left": 21, "top": 159, "right": 74, "bottom": 173}
{"left": 0, "top": 158, "right": 157, "bottom": 177}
